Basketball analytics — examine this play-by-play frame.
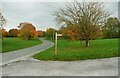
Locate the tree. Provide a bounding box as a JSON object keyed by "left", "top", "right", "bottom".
{"left": 18, "top": 23, "right": 36, "bottom": 40}
{"left": 66, "top": 26, "right": 80, "bottom": 40}
{"left": 0, "top": 10, "right": 6, "bottom": 27}
{"left": 0, "top": 10, "right": 6, "bottom": 39}
{"left": 59, "top": 26, "right": 80, "bottom": 40}
{"left": 58, "top": 26, "right": 70, "bottom": 39}
{"left": 45, "top": 28, "right": 56, "bottom": 40}
{"left": 0, "top": 28, "right": 8, "bottom": 37}
{"left": 36, "top": 30, "right": 44, "bottom": 37}
{"left": 9, "top": 29, "right": 19, "bottom": 37}
{"left": 102, "top": 17, "right": 119, "bottom": 38}
{"left": 54, "top": 2, "right": 109, "bottom": 47}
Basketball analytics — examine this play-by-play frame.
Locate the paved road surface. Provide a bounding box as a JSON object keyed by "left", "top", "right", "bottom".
{"left": 1, "top": 57, "right": 118, "bottom": 76}
{"left": 0, "top": 38, "right": 54, "bottom": 65}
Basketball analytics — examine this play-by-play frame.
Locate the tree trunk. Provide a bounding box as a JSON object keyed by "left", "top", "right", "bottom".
{"left": 86, "top": 40, "right": 90, "bottom": 47}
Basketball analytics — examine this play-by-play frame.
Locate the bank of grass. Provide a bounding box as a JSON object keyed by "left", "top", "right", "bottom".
{"left": 33, "top": 38, "right": 118, "bottom": 61}
{"left": 2, "top": 37, "right": 42, "bottom": 53}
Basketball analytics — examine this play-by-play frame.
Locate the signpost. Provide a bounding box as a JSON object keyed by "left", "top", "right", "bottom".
{"left": 55, "top": 32, "right": 62, "bottom": 55}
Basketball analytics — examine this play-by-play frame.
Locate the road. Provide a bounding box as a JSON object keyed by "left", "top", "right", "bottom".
{"left": 0, "top": 38, "right": 54, "bottom": 65}
{"left": 1, "top": 57, "right": 118, "bottom": 76}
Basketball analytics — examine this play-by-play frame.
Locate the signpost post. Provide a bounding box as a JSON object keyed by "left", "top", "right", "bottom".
{"left": 55, "top": 32, "right": 62, "bottom": 55}
{"left": 55, "top": 32, "right": 57, "bottom": 55}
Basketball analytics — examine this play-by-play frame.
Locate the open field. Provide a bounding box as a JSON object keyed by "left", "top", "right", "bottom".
{"left": 2, "top": 37, "right": 42, "bottom": 53}
{"left": 33, "top": 38, "right": 118, "bottom": 61}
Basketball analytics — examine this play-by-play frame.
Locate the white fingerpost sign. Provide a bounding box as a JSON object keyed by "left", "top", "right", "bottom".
{"left": 57, "top": 34, "right": 62, "bottom": 36}
{"left": 55, "top": 32, "right": 62, "bottom": 55}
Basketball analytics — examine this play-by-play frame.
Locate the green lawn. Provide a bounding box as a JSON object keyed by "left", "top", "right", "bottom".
{"left": 2, "top": 37, "right": 42, "bottom": 53}
{"left": 33, "top": 38, "right": 118, "bottom": 61}
{"left": 0, "top": 40, "right": 2, "bottom": 52}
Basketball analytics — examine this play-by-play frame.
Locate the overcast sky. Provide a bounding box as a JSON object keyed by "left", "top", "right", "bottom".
{"left": 1, "top": 1, "right": 119, "bottom": 31}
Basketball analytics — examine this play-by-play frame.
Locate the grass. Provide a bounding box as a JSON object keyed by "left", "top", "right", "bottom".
{"left": 2, "top": 37, "right": 42, "bottom": 53}
{"left": 33, "top": 38, "right": 118, "bottom": 61}
{"left": 0, "top": 40, "right": 1, "bottom": 52}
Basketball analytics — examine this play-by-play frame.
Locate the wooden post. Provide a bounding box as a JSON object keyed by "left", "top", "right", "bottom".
{"left": 55, "top": 32, "right": 57, "bottom": 55}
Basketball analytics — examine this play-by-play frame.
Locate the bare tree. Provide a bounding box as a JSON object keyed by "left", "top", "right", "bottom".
{"left": 0, "top": 10, "right": 6, "bottom": 28}
{"left": 54, "top": 1, "right": 109, "bottom": 47}
{"left": 0, "top": 10, "right": 6, "bottom": 39}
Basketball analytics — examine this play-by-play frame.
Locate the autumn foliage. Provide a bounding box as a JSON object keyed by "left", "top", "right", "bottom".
{"left": 9, "top": 29, "right": 19, "bottom": 37}
{"left": 67, "top": 26, "right": 81, "bottom": 40}
{"left": 36, "top": 30, "right": 43, "bottom": 37}
{"left": 0, "top": 28, "right": 8, "bottom": 37}
{"left": 18, "top": 23, "right": 36, "bottom": 40}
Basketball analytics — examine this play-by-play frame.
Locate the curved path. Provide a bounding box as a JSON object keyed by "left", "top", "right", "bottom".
{"left": 0, "top": 38, "right": 54, "bottom": 65}
{"left": 2, "top": 57, "right": 118, "bottom": 76}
